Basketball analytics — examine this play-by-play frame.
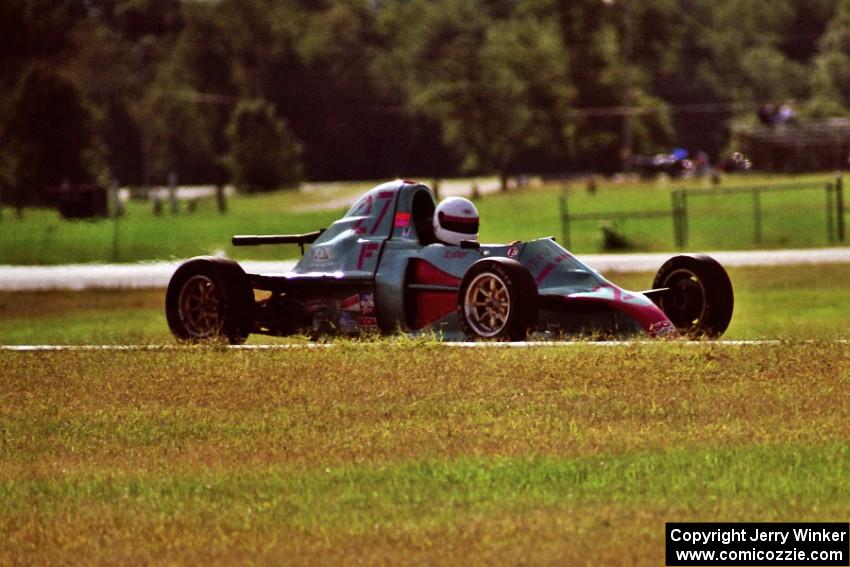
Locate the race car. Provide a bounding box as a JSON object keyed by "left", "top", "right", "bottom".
{"left": 165, "top": 180, "right": 733, "bottom": 343}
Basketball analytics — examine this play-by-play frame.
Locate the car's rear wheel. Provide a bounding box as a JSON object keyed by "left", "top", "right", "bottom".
{"left": 457, "top": 258, "right": 538, "bottom": 340}
{"left": 651, "top": 254, "right": 733, "bottom": 338}
{"left": 166, "top": 256, "right": 254, "bottom": 344}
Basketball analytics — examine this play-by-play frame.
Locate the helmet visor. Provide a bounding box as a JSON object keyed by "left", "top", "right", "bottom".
{"left": 438, "top": 212, "right": 479, "bottom": 235}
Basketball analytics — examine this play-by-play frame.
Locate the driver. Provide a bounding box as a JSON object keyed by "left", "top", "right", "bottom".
{"left": 433, "top": 196, "right": 479, "bottom": 246}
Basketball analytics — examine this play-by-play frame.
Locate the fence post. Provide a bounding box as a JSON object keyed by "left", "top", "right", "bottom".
{"left": 673, "top": 189, "right": 689, "bottom": 249}
{"left": 826, "top": 182, "right": 835, "bottom": 243}
{"left": 168, "top": 171, "right": 179, "bottom": 215}
{"left": 110, "top": 179, "right": 121, "bottom": 262}
{"left": 216, "top": 183, "right": 227, "bottom": 214}
{"left": 559, "top": 189, "right": 571, "bottom": 249}
{"left": 753, "top": 188, "right": 762, "bottom": 245}
{"left": 672, "top": 189, "right": 683, "bottom": 249}
{"left": 837, "top": 175, "right": 846, "bottom": 242}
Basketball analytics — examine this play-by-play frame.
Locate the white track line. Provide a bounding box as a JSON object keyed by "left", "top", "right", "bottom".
{"left": 0, "top": 261, "right": 292, "bottom": 291}
{"left": 2, "top": 248, "right": 850, "bottom": 291}
{"left": 4, "top": 340, "right": 845, "bottom": 352}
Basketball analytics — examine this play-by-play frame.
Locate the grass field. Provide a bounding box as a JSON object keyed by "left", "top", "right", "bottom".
{"left": 2, "top": 263, "right": 849, "bottom": 345}
{"left": 2, "top": 342, "right": 849, "bottom": 564}
{"left": 3, "top": 208, "right": 848, "bottom": 563}
{"left": 1, "top": 173, "right": 847, "bottom": 265}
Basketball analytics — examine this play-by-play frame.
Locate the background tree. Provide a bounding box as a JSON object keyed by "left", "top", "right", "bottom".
{"left": 6, "top": 67, "right": 101, "bottom": 207}
{"left": 539, "top": 0, "right": 630, "bottom": 169}
{"left": 477, "top": 16, "right": 576, "bottom": 184}
{"left": 135, "top": 2, "right": 228, "bottom": 185}
{"left": 66, "top": 0, "right": 184, "bottom": 185}
{"left": 376, "top": 0, "right": 574, "bottom": 189}
{"left": 808, "top": 0, "right": 850, "bottom": 117}
{"left": 67, "top": 17, "right": 146, "bottom": 185}
{"left": 225, "top": 100, "right": 303, "bottom": 193}
{"left": 5, "top": 0, "right": 850, "bottom": 195}
{"left": 0, "top": 0, "right": 92, "bottom": 206}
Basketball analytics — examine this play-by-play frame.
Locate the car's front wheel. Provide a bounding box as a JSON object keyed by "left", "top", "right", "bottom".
{"left": 165, "top": 256, "right": 254, "bottom": 344}
{"left": 651, "top": 254, "right": 733, "bottom": 338}
{"left": 457, "top": 258, "right": 538, "bottom": 340}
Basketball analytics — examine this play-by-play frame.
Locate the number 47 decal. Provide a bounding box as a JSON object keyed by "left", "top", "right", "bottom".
{"left": 353, "top": 191, "right": 393, "bottom": 235}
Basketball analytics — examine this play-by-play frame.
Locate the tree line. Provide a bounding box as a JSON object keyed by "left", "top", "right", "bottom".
{"left": 1, "top": 0, "right": 849, "bottom": 206}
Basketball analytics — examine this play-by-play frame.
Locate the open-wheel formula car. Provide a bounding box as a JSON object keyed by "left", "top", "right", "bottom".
{"left": 166, "top": 180, "right": 733, "bottom": 343}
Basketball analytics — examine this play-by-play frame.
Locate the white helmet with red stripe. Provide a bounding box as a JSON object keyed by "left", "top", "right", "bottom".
{"left": 433, "top": 196, "right": 479, "bottom": 246}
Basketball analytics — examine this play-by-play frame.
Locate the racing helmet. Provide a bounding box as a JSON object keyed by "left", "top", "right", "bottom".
{"left": 433, "top": 196, "right": 479, "bottom": 246}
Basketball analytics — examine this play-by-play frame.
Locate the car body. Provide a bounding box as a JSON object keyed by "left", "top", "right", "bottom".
{"left": 166, "top": 180, "right": 734, "bottom": 343}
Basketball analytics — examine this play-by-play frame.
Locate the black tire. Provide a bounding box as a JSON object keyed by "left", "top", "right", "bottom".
{"left": 651, "top": 254, "right": 733, "bottom": 338}
{"left": 457, "top": 258, "right": 538, "bottom": 340}
{"left": 165, "top": 256, "right": 254, "bottom": 344}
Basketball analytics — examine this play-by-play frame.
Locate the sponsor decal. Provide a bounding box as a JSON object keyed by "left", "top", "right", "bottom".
{"left": 589, "top": 283, "right": 639, "bottom": 303}
{"left": 526, "top": 252, "right": 548, "bottom": 272}
{"left": 352, "top": 191, "right": 394, "bottom": 235}
{"left": 444, "top": 250, "right": 468, "bottom": 260}
{"left": 359, "top": 293, "right": 375, "bottom": 315}
{"left": 356, "top": 316, "right": 378, "bottom": 328}
{"left": 312, "top": 247, "right": 332, "bottom": 263}
{"left": 650, "top": 320, "right": 676, "bottom": 336}
{"left": 339, "top": 294, "right": 360, "bottom": 311}
{"left": 507, "top": 246, "right": 519, "bottom": 258}
{"left": 394, "top": 212, "right": 411, "bottom": 228}
{"left": 535, "top": 253, "right": 571, "bottom": 285}
{"left": 354, "top": 195, "right": 373, "bottom": 215}
{"left": 357, "top": 242, "right": 380, "bottom": 269}
{"left": 338, "top": 311, "right": 358, "bottom": 331}
{"left": 352, "top": 194, "right": 374, "bottom": 234}
{"left": 369, "top": 192, "right": 393, "bottom": 235}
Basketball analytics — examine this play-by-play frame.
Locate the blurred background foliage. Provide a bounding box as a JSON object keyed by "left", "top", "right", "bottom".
{"left": 1, "top": 0, "right": 849, "bottom": 205}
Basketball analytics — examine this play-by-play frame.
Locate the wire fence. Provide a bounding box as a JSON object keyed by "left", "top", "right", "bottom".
{"left": 560, "top": 176, "right": 847, "bottom": 250}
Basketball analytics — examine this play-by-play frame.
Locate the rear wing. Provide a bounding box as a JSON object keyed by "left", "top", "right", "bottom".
{"left": 232, "top": 230, "right": 325, "bottom": 255}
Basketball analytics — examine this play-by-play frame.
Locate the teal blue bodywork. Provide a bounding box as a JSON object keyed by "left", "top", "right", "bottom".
{"left": 270, "top": 180, "right": 673, "bottom": 339}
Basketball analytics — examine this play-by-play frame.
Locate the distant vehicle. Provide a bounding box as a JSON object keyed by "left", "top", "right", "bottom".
{"left": 166, "top": 180, "right": 733, "bottom": 343}
{"left": 630, "top": 153, "right": 695, "bottom": 179}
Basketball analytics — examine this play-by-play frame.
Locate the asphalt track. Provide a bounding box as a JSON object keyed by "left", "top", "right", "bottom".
{"left": 3, "top": 247, "right": 850, "bottom": 291}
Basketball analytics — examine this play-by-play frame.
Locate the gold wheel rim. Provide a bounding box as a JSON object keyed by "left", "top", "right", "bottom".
{"left": 464, "top": 272, "right": 511, "bottom": 337}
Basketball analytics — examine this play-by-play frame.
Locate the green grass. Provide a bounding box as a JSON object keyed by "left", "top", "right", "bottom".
{"left": 1, "top": 173, "right": 847, "bottom": 265}
{"left": 479, "top": 172, "right": 846, "bottom": 252}
{"left": 2, "top": 263, "right": 849, "bottom": 344}
{"left": 0, "top": 183, "right": 363, "bottom": 265}
{"left": 0, "top": 289, "right": 171, "bottom": 344}
{"left": 2, "top": 342, "right": 849, "bottom": 564}
{"left": 612, "top": 264, "right": 850, "bottom": 340}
